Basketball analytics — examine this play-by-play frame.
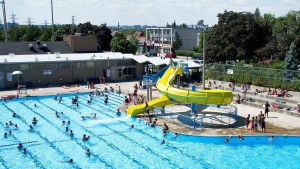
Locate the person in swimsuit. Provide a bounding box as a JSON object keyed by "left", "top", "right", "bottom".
{"left": 265, "top": 101, "right": 270, "bottom": 117}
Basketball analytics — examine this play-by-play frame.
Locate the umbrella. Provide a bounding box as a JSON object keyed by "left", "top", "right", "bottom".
{"left": 12, "top": 71, "right": 23, "bottom": 86}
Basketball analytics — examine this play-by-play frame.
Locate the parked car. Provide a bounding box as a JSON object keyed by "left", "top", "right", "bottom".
{"left": 147, "top": 50, "right": 157, "bottom": 57}
{"left": 165, "top": 52, "right": 173, "bottom": 58}
{"left": 261, "top": 59, "right": 271, "bottom": 65}
{"left": 192, "top": 54, "right": 202, "bottom": 60}
{"left": 193, "top": 60, "right": 203, "bottom": 65}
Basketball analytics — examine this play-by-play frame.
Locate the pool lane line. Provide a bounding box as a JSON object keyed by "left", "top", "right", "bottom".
{"left": 72, "top": 98, "right": 181, "bottom": 169}
{"left": 38, "top": 100, "right": 148, "bottom": 169}
{"left": 20, "top": 102, "right": 113, "bottom": 169}
{"left": 2, "top": 103, "right": 81, "bottom": 169}
{"left": 0, "top": 141, "right": 38, "bottom": 148}
{"left": 36, "top": 100, "right": 134, "bottom": 169}
{"left": 0, "top": 105, "right": 47, "bottom": 169}
{"left": 78, "top": 96, "right": 214, "bottom": 168}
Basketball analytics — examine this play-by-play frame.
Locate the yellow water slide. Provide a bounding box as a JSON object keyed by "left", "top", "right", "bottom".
{"left": 127, "top": 67, "right": 233, "bottom": 116}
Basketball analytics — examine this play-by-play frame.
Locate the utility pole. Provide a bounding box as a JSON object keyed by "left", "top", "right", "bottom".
{"left": 9, "top": 12, "right": 18, "bottom": 27}
{"left": 51, "top": 0, "right": 54, "bottom": 41}
{"left": 182, "top": 37, "right": 191, "bottom": 61}
{"left": 202, "top": 27, "right": 206, "bottom": 89}
{"left": 24, "top": 18, "right": 34, "bottom": 26}
{"left": 1, "top": 0, "right": 8, "bottom": 42}
{"left": 71, "top": 15, "right": 75, "bottom": 26}
{"left": 41, "top": 20, "right": 48, "bottom": 27}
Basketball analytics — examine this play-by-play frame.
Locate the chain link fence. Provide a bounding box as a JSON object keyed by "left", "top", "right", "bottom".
{"left": 206, "top": 64, "right": 300, "bottom": 91}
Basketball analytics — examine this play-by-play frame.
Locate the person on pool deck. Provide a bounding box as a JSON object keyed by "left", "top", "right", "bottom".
{"left": 163, "top": 123, "right": 169, "bottom": 131}
{"left": 86, "top": 149, "right": 91, "bottom": 157}
{"left": 82, "top": 134, "right": 90, "bottom": 141}
{"left": 32, "top": 117, "right": 38, "bottom": 124}
{"left": 14, "top": 124, "right": 18, "bottom": 129}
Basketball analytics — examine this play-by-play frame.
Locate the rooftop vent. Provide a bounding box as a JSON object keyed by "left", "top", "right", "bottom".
{"left": 36, "top": 40, "right": 42, "bottom": 49}
{"left": 66, "top": 57, "right": 69, "bottom": 61}
{"left": 8, "top": 53, "right": 14, "bottom": 57}
{"left": 4, "top": 58, "right": 7, "bottom": 63}
{"left": 91, "top": 56, "right": 94, "bottom": 60}
{"left": 54, "top": 52, "right": 61, "bottom": 58}
{"left": 35, "top": 58, "right": 38, "bottom": 62}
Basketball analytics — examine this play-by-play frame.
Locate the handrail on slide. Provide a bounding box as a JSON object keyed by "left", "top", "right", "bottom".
{"left": 127, "top": 66, "right": 233, "bottom": 116}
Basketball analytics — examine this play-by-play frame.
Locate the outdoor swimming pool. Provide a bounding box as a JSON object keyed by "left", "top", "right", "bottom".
{"left": 0, "top": 92, "right": 300, "bottom": 169}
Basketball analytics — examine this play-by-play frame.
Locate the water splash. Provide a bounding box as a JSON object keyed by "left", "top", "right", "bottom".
{"left": 88, "top": 116, "right": 131, "bottom": 124}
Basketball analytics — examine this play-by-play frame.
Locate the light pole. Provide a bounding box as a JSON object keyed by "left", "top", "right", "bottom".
{"left": 1, "top": 0, "right": 8, "bottom": 42}
{"left": 158, "top": 27, "right": 160, "bottom": 56}
{"left": 51, "top": 0, "right": 54, "bottom": 41}
{"left": 202, "top": 27, "right": 206, "bottom": 89}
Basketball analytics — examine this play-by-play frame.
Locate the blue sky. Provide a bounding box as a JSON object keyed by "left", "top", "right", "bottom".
{"left": 3, "top": 0, "right": 300, "bottom": 26}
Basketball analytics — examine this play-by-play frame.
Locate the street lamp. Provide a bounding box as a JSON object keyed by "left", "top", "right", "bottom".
{"left": 51, "top": 0, "right": 54, "bottom": 41}
{"left": 0, "top": 0, "right": 8, "bottom": 42}
{"left": 202, "top": 26, "right": 206, "bottom": 89}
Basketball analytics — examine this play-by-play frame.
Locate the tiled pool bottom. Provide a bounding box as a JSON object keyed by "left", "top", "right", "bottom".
{"left": 0, "top": 93, "right": 300, "bottom": 169}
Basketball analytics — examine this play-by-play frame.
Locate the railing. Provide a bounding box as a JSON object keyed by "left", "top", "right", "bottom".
{"left": 143, "top": 65, "right": 170, "bottom": 86}
{"left": 152, "top": 104, "right": 238, "bottom": 129}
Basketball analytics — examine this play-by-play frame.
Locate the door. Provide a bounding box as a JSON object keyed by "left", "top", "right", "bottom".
{"left": 0, "top": 72, "right": 5, "bottom": 88}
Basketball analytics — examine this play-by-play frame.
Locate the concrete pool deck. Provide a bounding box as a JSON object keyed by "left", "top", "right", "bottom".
{"left": 1, "top": 81, "right": 300, "bottom": 136}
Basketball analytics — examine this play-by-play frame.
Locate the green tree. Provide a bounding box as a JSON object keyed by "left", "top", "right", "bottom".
{"left": 172, "top": 32, "right": 182, "bottom": 50}
{"left": 172, "top": 20, "right": 177, "bottom": 28}
{"left": 54, "top": 24, "right": 75, "bottom": 41}
{"left": 206, "top": 11, "right": 272, "bottom": 63}
{"left": 39, "top": 27, "right": 53, "bottom": 41}
{"left": 0, "top": 29, "right": 5, "bottom": 41}
{"left": 96, "top": 24, "right": 113, "bottom": 51}
{"left": 284, "top": 43, "right": 299, "bottom": 70}
{"left": 121, "top": 28, "right": 136, "bottom": 35}
{"left": 23, "top": 25, "right": 41, "bottom": 41}
{"left": 110, "top": 32, "right": 136, "bottom": 54}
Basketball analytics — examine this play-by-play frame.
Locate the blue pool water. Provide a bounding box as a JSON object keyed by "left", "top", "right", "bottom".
{"left": 0, "top": 92, "right": 300, "bottom": 169}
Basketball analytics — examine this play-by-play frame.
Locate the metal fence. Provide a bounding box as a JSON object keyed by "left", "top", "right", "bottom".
{"left": 152, "top": 104, "right": 238, "bottom": 129}
{"left": 143, "top": 65, "right": 170, "bottom": 86}
{"left": 207, "top": 64, "right": 300, "bottom": 91}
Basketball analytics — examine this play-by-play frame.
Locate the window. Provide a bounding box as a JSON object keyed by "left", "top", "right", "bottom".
{"left": 95, "top": 61, "right": 102, "bottom": 67}
{"left": 38, "top": 63, "right": 47, "bottom": 70}
{"left": 47, "top": 63, "right": 57, "bottom": 69}
{"left": 20, "top": 64, "right": 29, "bottom": 70}
{"left": 167, "top": 30, "right": 170, "bottom": 34}
{"left": 4, "top": 65, "right": 11, "bottom": 71}
{"left": 60, "top": 62, "right": 71, "bottom": 69}
{"left": 30, "top": 64, "right": 38, "bottom": 70}
{"left": 12, "top": 64, "right": 20, "bottom": 70}
{"left": 86, "top": 62, "right": 95, "bottom": 67}
{"left": 72, "top": 62, "right": 79, "bottom": 69}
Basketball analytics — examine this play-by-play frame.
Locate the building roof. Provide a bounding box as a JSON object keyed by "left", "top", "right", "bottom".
{"left": 0, "top": 52, "right": 200, "bottom": 69}
{"left": 0, "top": 41, "right": 74, "bottom": 55}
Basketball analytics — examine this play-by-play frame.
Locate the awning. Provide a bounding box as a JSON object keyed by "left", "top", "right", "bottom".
{"left": 132, "top": 55, "right": 149, "bottom": 63}
{"left": 147, "top": 57, "right": 168, "bottom": 66}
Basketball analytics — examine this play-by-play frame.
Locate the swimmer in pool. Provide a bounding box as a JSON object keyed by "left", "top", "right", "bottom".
{"left": 62, "top": 121, "right": 65, "bottom": 125}
{"left": 34, "top": 104, "right": 37, "bottom": 107}
{"left": 32, "top": 117, "right": 38, "bottom": 124}
{"left": 82, "top": 134, "right": 90, "bottom": 141}
{"left": 69, "top": 130, "right": 74, "bottom": 136}
{"left": 5, "top": 123, "right": 9, "bottom": 128}
{"left": 12, "top": 112, "right": 16, "bottom": 117}
{"left": 60, "top": 158, "right": 73, "bottom": 163}
{"left": 9, "top": 121, "right": 13, "bottom": 125}
{"left": 161, "top": 139, "right": 165, "bottom": 144}
{"left": 55, "top": 112, "right": 59, "bottom": 118}
{"left": 174, "top": 133, "right": 178, "bottom": 138}
{"left": 14, "top": 124, "right": 18, "bottom": 129}
{"left": 4, "top": 132, "right": 7, "bottom": 138}
{"left": 29, "top": 125, "right": 33, "bottom": 130}
{"left": 130, "top": 125, "right": 134, "bottom": 129}
{"left": 269, "top": 136, "right": 274, "bottom": 142}
{"left": 17, "top": 143, "right": 23, "bottom": 149}
{"left": 238, "top": 134, "right": 243, "bottom": 140}
{"left": 65, "top": 127, "right": 69, "bottom": 131}
{"left": 92, "top": 113, "right": 96, "bottom": 119}
{"left": 86, "top": 149, "right": 91, "bottom": 157}
{"left": 81, "top": 116, "right": 85, "bottom": 120}
{"left": 224, "top": 136, "right": 231, "bottom": 142}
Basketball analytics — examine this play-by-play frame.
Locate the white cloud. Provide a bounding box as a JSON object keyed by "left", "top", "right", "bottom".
{"left": 280, "top": 0, "right": 296, "bottom": 6}
{"left": 230, "top": 0, "right": 246, "bottom": 4}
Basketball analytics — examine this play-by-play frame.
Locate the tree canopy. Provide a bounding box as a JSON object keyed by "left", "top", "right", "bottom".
{"left": 206, "top": 11, "right": 272, "bottom": 63}
{"left": 110, "top": 32, "right": 138, "bottom": 54}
